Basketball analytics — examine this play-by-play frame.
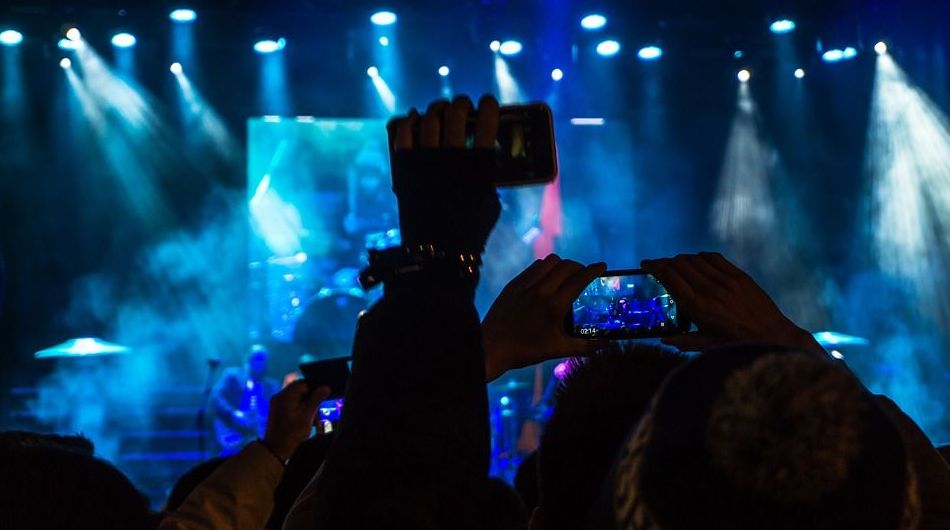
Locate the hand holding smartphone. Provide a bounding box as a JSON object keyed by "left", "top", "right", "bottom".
{"left": 565, "top": 269, "right": 690, "bottom": 340}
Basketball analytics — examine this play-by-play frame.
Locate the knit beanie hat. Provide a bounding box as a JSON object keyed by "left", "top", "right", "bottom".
{"left": 603, "top": 345, "right": 919, "bottom": 530}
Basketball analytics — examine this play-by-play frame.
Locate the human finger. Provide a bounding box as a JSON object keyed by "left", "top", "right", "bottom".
{"left": 394, "top": 110, "right": 418, "bottom": 151}
{"left": 668, "top": 254, "right": 722, "bottom": 300}
{"left": 553, "top": 262, "right": 607, "bottom": 308}
{"left": 420, "top": 100, "right": 449, "bottom": 148}
{"left": 304, "top": 385, "right": 332, "bottom": 410}
{"left": 506, "top": 254, "right": 562, "bottom": 293}
{"left": 443, "top": 96, "right": 473, "bottom": 148}
{"left": 474, "top": 94, "right": 499, "bottom": 149}
{"left": 536, "top": 259, "right": 585, "bottom": 296}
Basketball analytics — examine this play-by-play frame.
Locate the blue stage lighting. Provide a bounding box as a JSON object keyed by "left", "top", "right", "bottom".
{"left": 499, "top": 40, "right": 522, "bottom": 56}
{"left": 794, "top": 68, "right": 805, "bottom": 79}
{"left": 438, "top": 65, "right": 450, "bottom": 77}
{"left": 551, "top": 68, "right": 563, "bottom": 81}
{"left": 58, "top": 38, "right": 78, "bottom": 50}
{"left": 378, "top": 36, "right": 389, "bottom": 46}
{"left": 169, "top": 8, "right": 197, "bottom": 22}
{"left": 734, "top": 50, "right": 744, "bottom": 59}
{"left": 0, "top": 29, "right": 23, "bottom": 47}
{"left": 254, "top": 38, "right": 286, "bottom": 54}
{"left": 822, "top": 46, "right": 857, "bottom": 63}
{"left": 637, "top": 45, "right": 663, "bottom": 61}
{"left": 596, "top": 40, "right": 621, "bottom": 57}
{"left": 367, "top": 66, "right": 379, "bottom": 77}
{"left": 737, "top": 69, "right": 751, "bottom": 83}
{"left": 170, "top": 62, "right": 183, "bottom": 74}
{"left": 66, "top": 28, "right": 81, "bottom": 41}
{"left": 875, "top": 41, "right": 888, "bottom": 55}
{"left": 111, "top": 32, "right": 137, "bottom": 48}
{"left": 769, "top": 19, "right": 796, "bottom": 34}
{"left": 370, "top": 11, "right": 397, "bottom": 26}
{"left": 59, "top": 57, "right": 71, "bottom": 69}
{"left": 489, "top": 40, "right": 501, "bottom": 52}
{"left": 580, "top": 14, "right": 607, "bottom": 30}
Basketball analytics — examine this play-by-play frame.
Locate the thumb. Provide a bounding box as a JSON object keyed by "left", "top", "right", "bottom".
{"left": 305, "top": 385, "right": 332, "bottom": 411}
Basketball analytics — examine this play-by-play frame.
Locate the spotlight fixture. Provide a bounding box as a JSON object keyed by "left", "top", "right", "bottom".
{"left": 58, "top": 38, "right": 78, "bottom": 50}
{"left": 367, "top": 66, "right": 379, "bottom": 77}
{"left": 378, "top": 36, "right": 389, "bottom": 46}
{"left": 637, "top": 45, "right": 663, "bottom": 61}
{"left": 66, "top": 28, "right": 81, "bottom": 41}
{"left": 253, "top": 38, "right": 286, "bottom": 54}
{"left": 111, "top": 32, "right": 137, "bottom": 48}
{"left": 499, "top": 40, "right": 522, "bottom": 56}
{"left": 580, "top": 14, "right": 607, "bottom": 30}
{"left": 733, "top": 50, "right": 744, "bottom": 59}
{"left": 551, "top": 68, "right": 563, "bottom": 81}
{"left": 769, "top": 19, "right": 796, "bottom": 34}
{"left": 370, "top": 11, "right": 397, "bottom": 26}
{"left": 489, "top": 40, "right": 501, "bottom": 52}
{"left": 794, "top": 68, "right": 805, "bottom": 79}
{"left": 169, "top": 8, "right": 197, "bottom": 22}
{"left": 737, "top": 69, "right": 751, "bottom": 83}
{"left": 822, "top": 46, "right": 857, "bottom": 63}
{"left": 0, "top": 29, "right": 23, "bottom": 47}
{"left": 438, "top": 65, "right": 450, "bottom": 77}
{"left": 170, "top": 62, "right": 183, "bottom": 74}
{"left": 596, "top": 40, "right": 621, "bottom": 57}
{"left": 874, "top": 41, "right": 888, "bottom": 55}
{"left": 60, "top": 57, "right": 71, "bottom": 68}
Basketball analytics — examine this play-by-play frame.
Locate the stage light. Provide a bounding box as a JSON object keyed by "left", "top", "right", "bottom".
{"left": 489, "top": 40, "right": 501, "bottom": 52}
{"left": 875, "top": 41, "right": 888, "bottom": 55}
{"left": 378, "top": 36, "right": 389, "bottom": 46}
{"left": 769, "top": 19, "right": 796, "bottom": 34}
{"left": 551, "top": 68, "right": 563, "bottom": 81}
{"left": 596, "top": 39, "right": 621, "bottom": 57}
{"left": 438, "top": 65, "right": 449, "bottom": 77}
{"left": 58, "top": 38, "right": 78, "bottom": 50}
{"left": 111, "top": 32, "right": 137, "bottom": 48}
{"left": 59, "top": 57, "right": 71, "bottom": 69}
{"left": 499, "top": 40, "right": 522, "bottom": 56}
{"left": 734, "top": 50, "right": 744, "bottom": 59}
{"left": 170, "top": 62, "right": 182, "bottom": 74}
{"left": 66, "top": 28, "right": 81, "bottom": 41}
{"left": 169, "top": 8, "right": 197, "bottom": 22}
{"left": 0, "top": 29, "right": 23, "bottom": 47}
{"left": 367, "top": 65, "right": 379, "bottom": 77}
{"left": 637, "top": 45, "right": 663, "bottom": 61}
{"left": 254, "top": 38, "right": 286, "bottom": 54}
{"left": 794, "top": 68, "right": 805, "bottom": 79}
{"left": 580, "top": 14, "right": 607, "bottom": 30}
{"left": 370, "top": 11, "right": 397, "bottom": 26}
{"left": 737, "top": 69, "right": 751, "bottom": 83}
{"left": 822, "top": 47, "right": 857, "bottom": 63}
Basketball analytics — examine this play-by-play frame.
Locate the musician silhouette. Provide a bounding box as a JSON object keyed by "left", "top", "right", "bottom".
{"left": 210, "top": 345, "right": 279, "bottom": 455}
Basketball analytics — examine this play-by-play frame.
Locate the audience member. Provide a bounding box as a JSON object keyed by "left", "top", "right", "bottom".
{"left": 164, "top": 457, "right": 230, "bottom": 513}
{"left": 514, "top": 451, "right": 540, "bottom": 511}
{"left": 266, "top": 433, "right": 334, "bottom": 530}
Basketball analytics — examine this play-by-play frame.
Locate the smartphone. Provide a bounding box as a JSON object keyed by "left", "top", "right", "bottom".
{"left": 565, "top": 269, "right": 690, "bottom": 339}
{"left": 387, "top": 103, "right": 558, "bottom": 187}
{"left": 299, "top": 356, "right": 351, "bottom": 400}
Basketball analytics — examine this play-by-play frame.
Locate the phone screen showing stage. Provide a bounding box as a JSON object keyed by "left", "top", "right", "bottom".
{"left": 571, "top": 272, "right": 680, "bottom": 338}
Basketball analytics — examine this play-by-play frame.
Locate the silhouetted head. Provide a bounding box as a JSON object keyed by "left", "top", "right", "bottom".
{"left": 247, "top": 344, "right": 269, "bottom": 379}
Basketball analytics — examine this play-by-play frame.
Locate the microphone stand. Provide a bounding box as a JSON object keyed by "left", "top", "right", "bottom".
{"left": 196, "top": 358, "right": 221, "bottom": 460}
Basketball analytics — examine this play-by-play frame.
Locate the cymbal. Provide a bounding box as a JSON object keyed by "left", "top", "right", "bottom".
{"left": 812, "top": 331, "right": 870, "bottom": 347}
{"left": 35, "top": 337, "right": 132, "bottom": 359}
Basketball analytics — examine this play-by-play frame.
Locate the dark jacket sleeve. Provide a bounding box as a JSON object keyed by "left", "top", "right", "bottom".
{"left": 302, "top": 271, "right": 490, "bottom": 528}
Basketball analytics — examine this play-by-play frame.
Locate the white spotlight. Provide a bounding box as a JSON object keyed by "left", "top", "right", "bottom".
{"left": 769, "top": 19, "right": 796, "bottom": 34}
{"left": 489, "top": 40, "right": 501, "bottom": 53}
{"left": 0, "top": 29, "right": 23, "bottom": 47}
{"left": 637, "top": 46, "right": 663, "bottom": 61}
{"left": 57, "top": 38, "right": 78, "bottom": 50}
{"left": 370, "top": 11, "right": 397, "bottom": 26}
{"left": 111, "top": 32, "right": 137, "bottom": 48}
{"left": 737, "top": 69, "right": 751, "bottom": 83}
{"left": 875, "top": 41, "right": 888, "bottom": 55}
{"left": 254, "top": 38, "right": 286, "bottom": 54}
{"left": 438, "top": 65, "right": 450, "bottom": 77}
{"left": 367, "top": 66, "right": 379, "bottom": 77}
{"left": 169, "top": 9, "right": 197, "bottom": 22}
{"left": 499, "top": 40, "right": 522, "bottom": 56}
{"left": 794, "top": 68, "right": 805, "bottom": 79}
{"left": 59, "top": 57, "right": 71, "bottom": 69}
{"left": 378, "top": 36, "right": 389, "bottom": 46}
{"left": 596, "top": 40, "right": 621, "bottom": 57}
{"left": 551, "top": 68, "right": 564, "bottom": 81}
{"left": 580, "top": 14, "right": 607, "bottom": 30}
{"left": 66, "top": 28, "right": 81, "bottom": 41}
{"left": 170, "top": 62, "right": 183, "bottom": 74}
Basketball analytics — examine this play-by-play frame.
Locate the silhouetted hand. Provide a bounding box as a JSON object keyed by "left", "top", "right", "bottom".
{"left": 390, "top": 95, "right": 501, "bottom": 254}
{"left": 262, "top": 380, "right": 330, "bottom": 461}
{"left": 482, "top": 254, "right": 608, "bottom": 381}
{"left": 641, "top": 252, "right": 825, "bottom": 356}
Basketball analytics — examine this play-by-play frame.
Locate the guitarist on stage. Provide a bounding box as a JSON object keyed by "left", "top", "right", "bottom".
{"left": 211, "top": 345, "right": 280, "bottom": 455}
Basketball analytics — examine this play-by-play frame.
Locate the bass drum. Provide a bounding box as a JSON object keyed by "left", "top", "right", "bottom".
{"left": 292, "top": 286, "right": 369, "bottom": 360}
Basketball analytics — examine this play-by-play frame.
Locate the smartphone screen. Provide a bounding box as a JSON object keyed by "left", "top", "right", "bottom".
{"left": 568, "top": 270, "right": 687, "bottom": 339}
